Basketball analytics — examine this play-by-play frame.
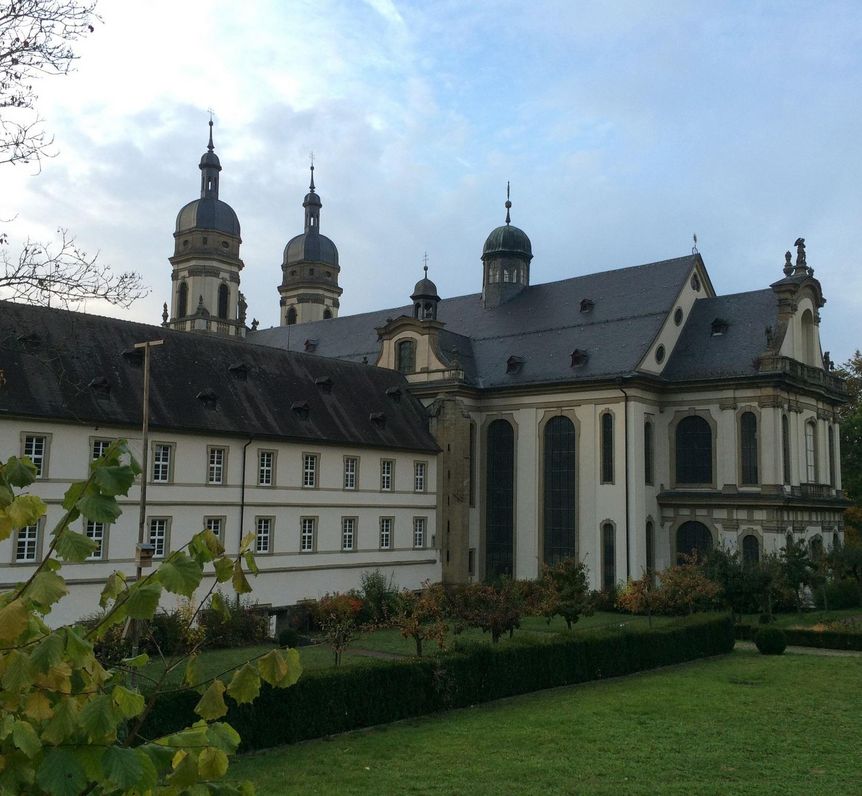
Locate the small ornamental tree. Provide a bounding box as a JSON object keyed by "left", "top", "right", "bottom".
{"left": 616, "top": 573, "right": 659, "bottom": 625}
{"left": 652, "top": 554, "right": 721, "bottom": 616}
{"left": 392, "top": 582, "right": 448, "bottom": 656}
{"left": 0, "top": 443, "right": 301, "bottom": 794}
{"left": 452, "top": 580, "right": 522, "bottom": 643}
{"left": 540, "top": 557, "right": 594, "bottom": 630}
{"left": 781, "top": 536, "right": 815, "bottom": 612}
{"left": 313, "top": 592, "right": 363, "bottom": 665}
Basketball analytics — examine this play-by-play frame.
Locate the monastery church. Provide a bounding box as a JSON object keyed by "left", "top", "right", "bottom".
{"left": 0, "top": 124, "right": 849, "bottom": 623}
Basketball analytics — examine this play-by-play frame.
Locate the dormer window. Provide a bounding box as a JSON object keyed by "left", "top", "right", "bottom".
{"left": 196, "top": 388, "right": 217, "bottom": 408}
{"left": 304, "top": 339, "right": 318, "bottom": 352}
{"left": 580, "top": 299, "right": 594, "bottom": 313}
{"left": 506, "top": 355, "right": 525, "bottom": 374}
{"left": 291, "top": 401, "right": 310, "bottom": 419}
{"left": 314, "top": 376, "right": 333, "bottom": 393}
{"left": 228, "top": 363, "right": 248, "bottom": 381}
{"left": 570, "top": 349, "right": 589, "bottom": 368}
{"left": 711, "top": 318, "right": 729, "bottom": 336}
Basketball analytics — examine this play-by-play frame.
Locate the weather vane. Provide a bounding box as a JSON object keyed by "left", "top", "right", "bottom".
{"left": 422, "top": 251, "right": 429, "bottom": 275}
{"left": 692, "top": 233, "right": 698, "bottom": 254}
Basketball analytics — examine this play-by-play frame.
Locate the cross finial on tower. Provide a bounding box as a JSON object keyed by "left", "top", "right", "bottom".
{"left": 505, "top": 181, "right": 512, "bottom": 225}
{"left": 692, "top": 233, "right": 698, "bottom": 254}
{"left": 422, "top": 251, "right": 429, "bottom": 276}
{"left": 309, "top": 151, "right": 316, "bottom": 192}
{"left": 206, "top": 109, "right": 215, "bottom": 152}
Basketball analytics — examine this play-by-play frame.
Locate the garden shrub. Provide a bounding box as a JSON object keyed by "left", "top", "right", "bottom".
{"left": 141, "top": 613, "right": 735, "bottom": 750}
{"left": 199, "top": 594, "right": 270, "bottom": 648}
{"left": 814, "top": 578, "right": 862, "bottom": 610}
{"left": 359, "top": 569, "right": 398, "bottom": 625}
{"left": 754, "top": 626, "right": 787, "bottom": 655}
{"left": 278, "top": 627, "right": 300, "bottom": 648}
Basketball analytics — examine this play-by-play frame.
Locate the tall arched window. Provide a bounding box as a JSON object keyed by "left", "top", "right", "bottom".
{"left": 675, "top": 416, "right": 712, "bottom": 484}
{"left": 676, "top": 521, "right": 712, "bottom": 563}
{"left": 645, "top": 520, "right": 655, "bottom": 575}
{"left": 644, "top": 421, "right": 654, "bottom": 485}
{"left": 217, "top": 283, "right": 229, "bottom": 319}
{"left": 602, "top": 522, "right": 615, "bottom": 591}
{"left": 600, "top": 412, "right": 614, "bottom": 483}
{"left": 286, "top": 306, "right": 297, "bottom": 325}
{"left": 782, "top": 414, "right": 791, "bottom": 485}
{"left": 742, "top": 534, "right": 760, "bottom": 566}
{"left": 828, "top": 425, "right": 835, "bottom": 487}
{"left": 740, "top": 412, "right": 758, "bottom": 485}
{"left": 805, "top": 421, "right": 817, "bottom": 483}
{"left": 543, "top": 416, "right": 576, "bottom": 565}
{"left": 178, "top": 281, "right": 188, "bottom": 318}
{"left": 486, "top": 420, "right": 515, "bottom": 579}
{"left": 396, "top": 339, "right": 416, "bottom": 374}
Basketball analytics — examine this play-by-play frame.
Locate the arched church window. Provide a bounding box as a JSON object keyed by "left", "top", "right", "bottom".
{"left": 600, "top": 412, "right": 614, "bottom": 483}
{"left": 740, "top": 412, "right": 758, "bottom": 485}
{"left": 286, "top": 307, "right": 297, "bottom": 325}
{"left": 782, "top": 414, "right": 791, "bottom": 484}
{"left": 396, "top": 339, "right": 416, "bottom": 374}
{"left": 323, "top": 308, "right": 332, "bottom": 320}
{"left": 676, "top": 521, "right": 712, "bottom": 563}
{"left": 217, "top": 283, "right": 229, "bottom": 319}
{"left": 805, "top": 421, "right": 817, "bottom": 483}
{"left": 543, "top": 416, "right": 576, "bottom": 565}
{"left": 178, "top": 282, "right": 188, "bottom": 318}
{"left": 742, "top": 534, "right": 760, "bottom": 566}
{"left": 486, "top": 419, "right": 515, "bottom": 579}
{"left": 602, "top": 522, "right": 615, "bottom": 591}
{"left": 675, "top": 415, "right": 712, "bottom": 484}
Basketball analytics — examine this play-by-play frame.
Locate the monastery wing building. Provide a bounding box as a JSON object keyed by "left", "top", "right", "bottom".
{"left": 0, "top": 124, "right": 849, "bottom": 622}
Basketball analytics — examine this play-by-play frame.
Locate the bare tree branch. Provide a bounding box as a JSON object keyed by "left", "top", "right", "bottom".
{"left": 1, "top": 227, "right": 149, "bottom": 308}
{"left": 0, "top": 0, "right": 99, "bottom": 167}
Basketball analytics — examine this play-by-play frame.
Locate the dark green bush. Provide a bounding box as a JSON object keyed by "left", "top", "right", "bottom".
{"left": 754, "top": 626, "right": 787, "bottom": 655}
{"left": 140, "top": 613, "right": 734, "bottom": 751}
{"left": 199, "top": 598, "right": 270, "bottom": 648}
{"left": 814, "top": 579, "right": 862, "bottom": 610}
{"left": 278, "top": 627, "right": 300, "bottom": 648}
{"left": 359, "top": 570, "right": 398, "bottom": 625}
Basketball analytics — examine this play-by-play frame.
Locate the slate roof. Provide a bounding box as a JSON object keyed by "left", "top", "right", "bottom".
{"left": 0, "top": 301, "right": 437, "bottom": 452}
{"left": 663, "top": 289, "right": 778, "bottom": 381}
{"left": 251, "top": 255, "right": 700, "bottom": 388}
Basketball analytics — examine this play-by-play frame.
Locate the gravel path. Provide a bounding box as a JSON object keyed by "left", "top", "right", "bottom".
{"left": 735, "top": 640, "right": 862, "bottom": 657}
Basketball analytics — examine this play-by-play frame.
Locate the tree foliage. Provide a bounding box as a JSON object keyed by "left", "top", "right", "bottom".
{"left": 837, "top": 351, "right": 862, "bottom": 506}
{"left": 451, "top": 580, "right": 522, "bottom": 643}
{"left": 313, "top": 593, "right": 363, "bottom": 666}
{"left": 539, "top": 557, "right": 594, "bottom": 630}
{"left": 0, "top": 442, "right": 300, "bottom": 794}
{"left": 392, "top": 582, "right": 448, "bottom": 657}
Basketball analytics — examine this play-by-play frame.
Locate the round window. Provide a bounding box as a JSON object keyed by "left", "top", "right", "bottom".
{"left": 655, "top": 344, "right": 666, "bottom": 364}
{"left": 691, "top": 274, "right": 701, "bottom": 292}
{"left": 221, "top": 240, "right": 229, "bottom": 249}
{"left": 674, "top": 307, "right": 683, "bottom": 326}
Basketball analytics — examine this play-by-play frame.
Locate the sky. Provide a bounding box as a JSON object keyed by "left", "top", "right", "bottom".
{"left": 3, "top": 0, "right": 861, "bottom": 364}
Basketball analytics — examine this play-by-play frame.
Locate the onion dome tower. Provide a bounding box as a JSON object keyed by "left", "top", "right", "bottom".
{"left": 167, "top": 120, "right": 245, "bottom": 337}
{"left": 481, "top": 182, "right": 533, "bottom": 308}
{"left": 278, "top": 164, "right": 342, "bottom": 325}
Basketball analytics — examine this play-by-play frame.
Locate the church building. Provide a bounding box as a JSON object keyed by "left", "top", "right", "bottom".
{"left": 0, "top": 123, "right": 850, "bottom": 622}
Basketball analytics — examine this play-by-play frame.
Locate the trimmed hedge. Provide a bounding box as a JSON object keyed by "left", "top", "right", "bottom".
{"left": 735, "top": 623, "right": 862, "bottom": 651}
{"left": 140, "top": 613, "right": 734, "bottom": 751}
{"left": 753, "top": 626, "right": 787, "bottom": 655}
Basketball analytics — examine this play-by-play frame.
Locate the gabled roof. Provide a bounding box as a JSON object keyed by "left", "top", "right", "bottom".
{"left": 662, "top": 289, "right": 778, "bottom": 380}
{"left": 251, "top": 255, "right": 699, "bottom": 388}
{"left": 0, "top": 301, "right": 437, "bottom": 452}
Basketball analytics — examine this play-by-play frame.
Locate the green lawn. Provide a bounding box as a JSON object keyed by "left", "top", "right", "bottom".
{"left": 229, "top": 648, "right": 862, "bottom": 795}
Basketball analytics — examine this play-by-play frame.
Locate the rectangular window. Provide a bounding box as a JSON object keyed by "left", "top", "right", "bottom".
{"left": 343, "top": 456, "right": 358, "bottom": 490}
{"left": 15, "top": 523, "right": 40, "bottom": 562}
{"left": 303, "top": 454, "right": 318, "bottom": 488}
{"left": 85, "top": 521, "right": 106, "bottom": 560}
{"left": 380, "top": 459, "right": 393, "bottom": 491}
{"left": 805, "top": 422, "right": 817, "bottom": 483}
{"left": 204, "top": 516, "right": 223, "bottom": 542}
{"left": 91, "top": 438, "right": 112, "bottom": 461}
{"left": 414, "top": 461, "right": 426, "bottom": 492}
{"left": 413, "top": 517, "right": 426, "bottom": 549}
{"left": 152, "top": 444, "right": 172, "bottom": 483}
{"left": 208, "top": 447, "right": 226, "bottom": 484}
{"left": 23, "top": 435, "right": 47, "bottom": 478}
{"left": 255, "top": 517, "right": 272, "bottom": 554}
{"left": 300, "top": 517, "right": 316, "bottom": 552}
{"left": 341, "top": 517, "right": 356, "bottom": 551}
{"left": 258, "top": 450, "right": 274, "bottom": 486}
{"left": 148, "top": 518, "right": 169, "bottom": 558}
{"left": 379, "top": 517, "right": 392, "bottom": 550}
{"left": 644, "top": 421, "right": 654, "bottom": 486}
